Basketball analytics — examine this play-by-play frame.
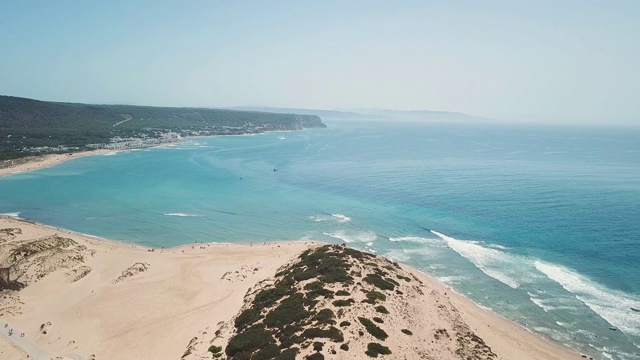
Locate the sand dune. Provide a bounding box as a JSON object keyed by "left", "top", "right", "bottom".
{"left": 0, "top": 216, "right": 584, "bottom": 360}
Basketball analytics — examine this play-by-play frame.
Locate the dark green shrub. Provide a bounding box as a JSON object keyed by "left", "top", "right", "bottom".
{"left": 396, "top": 274, "right": 412, "bottom": 282}
{"left": 366, "top": 291, "right": 387, "bottom": 302}
{"left": 253, "top": 286, "right": 290, "bottom": 309}
{"left": 225, "top": 325, "right": 274, "bottom": 356}
{"left": 301, "top": 326, "right": 344, "bottom": 342}
{"left": 364, "top": 274, "right": 395, "bottom": 291}
{"left": 340, "top": 343, "right": 349, "bottom": 351}
{"left": 373, "top": 317, "right": 383, "bottom": 323}
{"left": 231, "top": 352, "right": 251, "bottom": 360}
{"left": 275, "top": 347, "right": 299, "bottom": 360}
{"left": 342, "top": 247, "right": 370, "bottom": 259}
{"left": 335, "top": 290, "right": 350, "bottom": 296}
{"left": 208, "top": 344, "right": 222, "bottom": 354}
{"left": 362, "top": 298, "right": 377, "bottom": 305}
{"left": 365, "top": 342, "right": 392, "bottom": 357}
{"left": 264, "top": 293, "right": 309, "bottom": 327}
{"left": 279, "top": 334, "right": 305, "bottom": 349}
{"left": 276, "top": 325, "right": 304, "bottom": 348}
{"left": 375, "top": 305, "right": 389, "bottom": 314}
{"left": 339, "top": 320, "right": 351, "bottom": 327}
{"left": 358, "top": 317, "right": 388, "bottom": 340}
{"left": 208, "top": 344, "right": 222, "bottom": 358}
{"left": 297, "top": 246, "right": 354, "bottom": 284}
{"left": 385, "top": 277, "right": 399, "bottom": 286}
{"left": 313, "top": 341, "right": 323, "bottom": 352}
{"left": 304, "top": 281, "right": 335, "bottom": 299}
{"left": 252, "top": 343, "right": 281, "bottom": 360}
{"left": 306, "top": 353, "right": 325, "bottom": 360}
{"left": 332, "top": 299, "right": 355, "bottom": 307}
{"left": 314, "top": 309, "right": 335, "bottom": 325}
{"left": 372, "top": 267, "right": 388, "bottom": 277}
{"left": 401, "top": 329, "right": 413, "bottom": 335}
{"left": 234, "top": 308, "right": 261, "bottom": 329}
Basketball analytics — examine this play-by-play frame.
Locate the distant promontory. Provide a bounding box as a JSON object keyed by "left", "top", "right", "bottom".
{"left": 0, "top": 96, "right": 326, "bottom": 161}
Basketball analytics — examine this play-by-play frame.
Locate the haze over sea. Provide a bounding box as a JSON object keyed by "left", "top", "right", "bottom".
{"left": 1, "top": 120, "right": 639, "bottom": 359}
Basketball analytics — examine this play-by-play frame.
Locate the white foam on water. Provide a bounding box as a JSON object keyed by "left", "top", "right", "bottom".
{"left": 574, "top": 329, "right": 599, "bottom": 343}
{"left": 534, "top": 260, "right": 640, "bottom": 337}
{"left": 331, "top": 214, "right": 351, "bottom": 222}
{"left": 431, "top": 230, "right": 522, "bottom": 289}
{"left": 0, "top": 212, "right": 20, "bottom": 217}
{"left": 487, "top": 243, "right": 511, "bottom": 250}
{"left": 164, "top": 213, "right": 202, "bottom": 217}
{"left": 437, "top": 275, "right": 464, "bottom": 284}
{"left": 591, "top": 344, "right": 638, "bottom": 360}
{"left": 103, "top": 152, "right": 118, "bottom": 156}
{"left": 323, "top": 230, "right": 376, "bottom": 244}
{"left": 383, "top": 248, "right": 411, "bottom": 262}
{"left": 531, "top": 326, "right": 572, "bottom": 342}
{"left": 388, "top": 236, "right": 440, "bottom": 245}
{"left": 528, "top": 292, "right": 557, "bottom": 312}
{"left": 309, "top": 213, "right": 351, "bottom": 223}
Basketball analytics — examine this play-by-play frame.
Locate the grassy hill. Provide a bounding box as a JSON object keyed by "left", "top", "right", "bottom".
{"left": 0, "top": 96, "right": 326, "bottom": 161}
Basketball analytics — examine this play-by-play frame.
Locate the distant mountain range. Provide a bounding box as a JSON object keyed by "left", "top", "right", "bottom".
{"left": 231, "top": 107, "right": 495, "bottom": 123}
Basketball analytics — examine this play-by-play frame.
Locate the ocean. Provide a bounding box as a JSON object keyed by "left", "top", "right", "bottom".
{"left": 1, "top": 120, "right": 639, "bottom": 359}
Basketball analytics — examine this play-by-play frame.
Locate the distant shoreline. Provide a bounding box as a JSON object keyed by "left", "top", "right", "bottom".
{"left": 0, "top": 128, "right": 307, "bottom": 178}
{"left": 0, "top": 149, "right": 115, "bottom": 178}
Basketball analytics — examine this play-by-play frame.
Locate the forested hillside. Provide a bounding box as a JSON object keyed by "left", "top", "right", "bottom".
{"left": 0, "top": 96, "right": 326, "bottom": 160}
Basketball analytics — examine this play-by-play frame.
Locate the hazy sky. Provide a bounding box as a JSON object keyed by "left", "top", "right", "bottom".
{"left": 1, "top": 1, "right": 639, "bottom": 124}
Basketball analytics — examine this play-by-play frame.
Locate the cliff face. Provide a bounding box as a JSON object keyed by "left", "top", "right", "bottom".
{"left": 294, "top": 114, "right": 326, "bottom": 129}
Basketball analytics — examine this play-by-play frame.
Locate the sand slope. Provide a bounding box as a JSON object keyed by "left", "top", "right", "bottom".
{"left": 0, "top": 217, "right": 312, "bottom": 359}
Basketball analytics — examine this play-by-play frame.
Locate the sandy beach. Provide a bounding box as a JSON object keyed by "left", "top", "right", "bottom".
{"left": 0, "top": 216, "right": 586, "bottom": 360}
{"left": 0, "top": 151, "right": 112, "bottom": 178}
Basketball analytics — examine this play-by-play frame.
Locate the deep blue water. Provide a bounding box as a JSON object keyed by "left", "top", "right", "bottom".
{"left": 1, "top": 120, "right": 639, "bottom": 359}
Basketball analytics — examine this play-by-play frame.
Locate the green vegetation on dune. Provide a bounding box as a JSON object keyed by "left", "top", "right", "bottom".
{"left": 0, "top": 95, "right": 326, "bottom": 161}
{"left": 365, "top": 342, "right": 392, "bottom": 357}
{"left": 222, "top": 245, "right": 406, "bottom": 359}
{"left": 358, "top": 317, "right": 389, "bottom": 341}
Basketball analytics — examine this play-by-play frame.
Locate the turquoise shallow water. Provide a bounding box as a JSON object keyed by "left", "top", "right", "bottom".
{"left": 1, "top": 120, "right": 639, "bottom": 359}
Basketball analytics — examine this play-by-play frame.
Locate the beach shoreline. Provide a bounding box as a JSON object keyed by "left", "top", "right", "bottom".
{"left": 0, "top": 150, "right": 115, "bottom": 178}
{"left": 0, "top": 215, "right": 586, "bottom": 360}
{"left": 0, "top": 129, "right": 301, "bottom": 178}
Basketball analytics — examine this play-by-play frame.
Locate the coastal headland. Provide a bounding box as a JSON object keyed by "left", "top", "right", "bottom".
{"left": 0, "top": 216, "right": 584, "bottom": 360}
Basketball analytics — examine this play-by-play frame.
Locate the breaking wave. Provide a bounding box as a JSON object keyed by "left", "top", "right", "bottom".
{"left": 534, "top": 261, "right": 640, "bottom": 337}
{"left": 431, "top": 230, "right": 523, "bottom": 289}
{"left": 310, "top": 213, "right": 351, "bottom": 223}
{"left": 323, "top": 230, "right": 376, "bottom": 243}
{"left": 0, "top": 212, "right": 20, "bottom": 217}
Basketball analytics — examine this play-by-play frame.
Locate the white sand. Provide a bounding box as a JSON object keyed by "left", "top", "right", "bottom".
{"left": 0, "top": 217, "right": 584, "bottom": 360}
{"left": 0, "top": 151, "right": 114, "bottom": 178}
{"left": 0, "top": 217, "right": 314, "bottom": 359}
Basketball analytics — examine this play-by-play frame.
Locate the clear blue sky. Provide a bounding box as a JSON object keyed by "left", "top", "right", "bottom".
{"left": 1, "top": 1, "right": 638, "bottom": 124}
